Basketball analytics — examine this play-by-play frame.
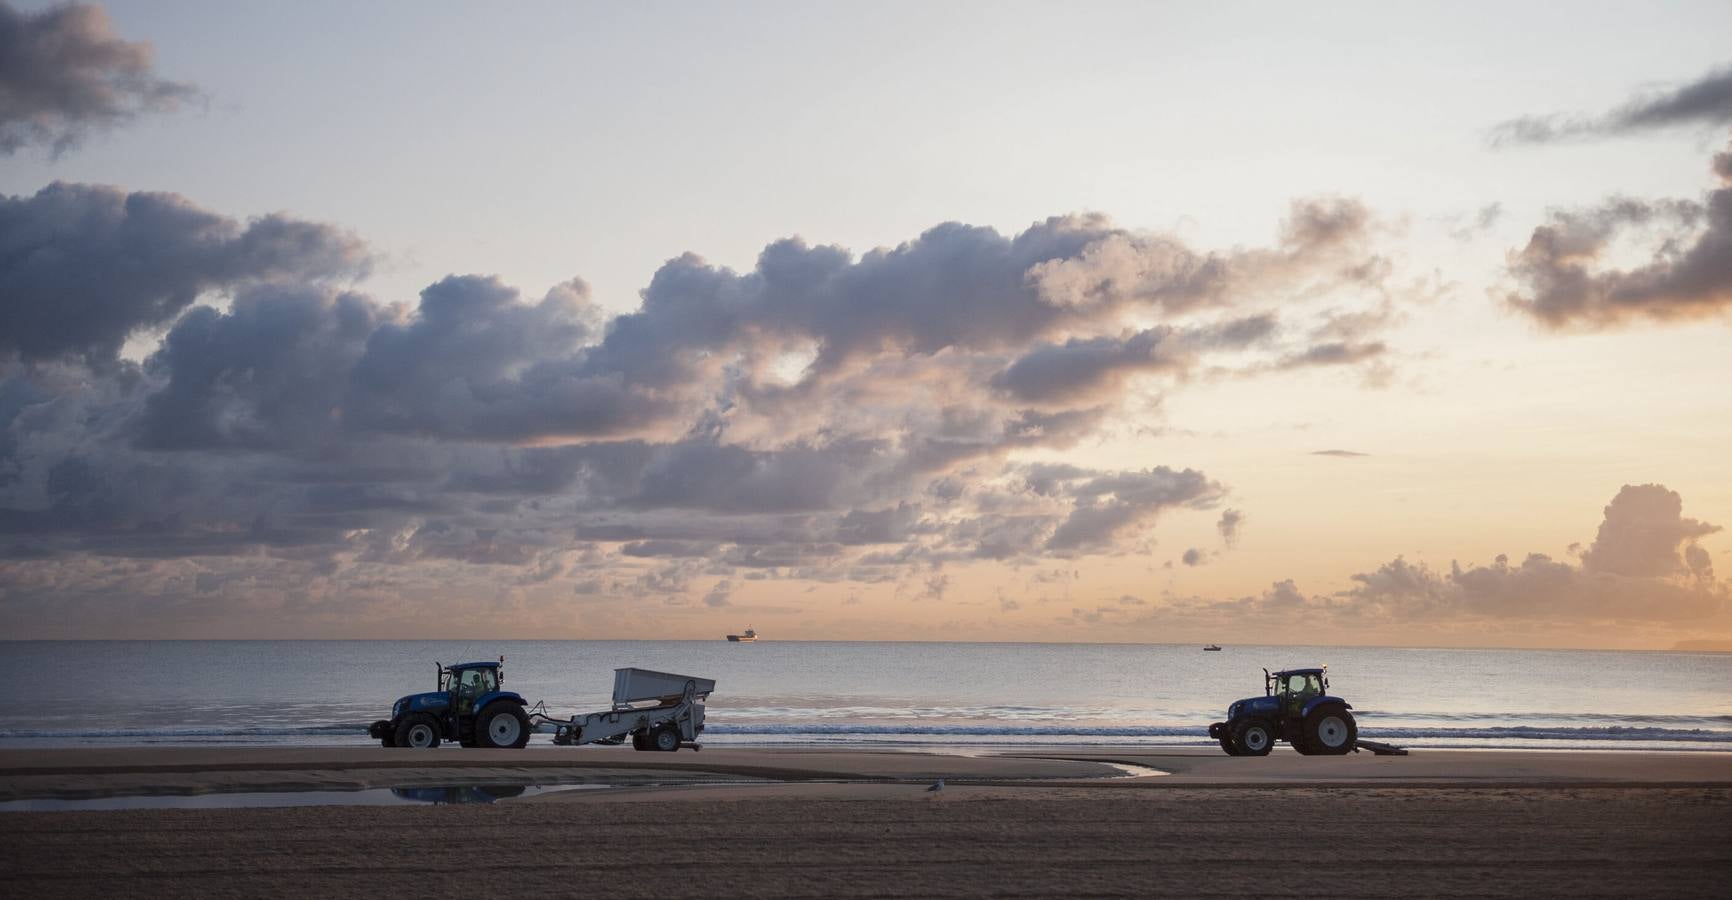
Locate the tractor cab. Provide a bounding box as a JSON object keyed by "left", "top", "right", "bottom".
{"left": 1270, "top": 667, "right": 1326, "bottom": 718}
{"left": 441, "top": 662, "right": 502, "bottom": 715}
{"left": 368, "top": 658, "right": 531, "bottom": 750}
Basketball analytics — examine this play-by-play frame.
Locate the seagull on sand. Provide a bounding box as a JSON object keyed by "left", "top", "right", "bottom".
{"left": 927, "top": 779, "right": 944, "bottom": 792}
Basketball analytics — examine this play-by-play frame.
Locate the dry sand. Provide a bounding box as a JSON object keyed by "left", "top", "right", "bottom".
{"left": 2, "top": 746, "right": 1729, "bottom": 898}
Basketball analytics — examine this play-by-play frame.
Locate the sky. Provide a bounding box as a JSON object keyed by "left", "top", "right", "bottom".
{"left": 2, "top": 1, "right": 1730, "bottom": 648}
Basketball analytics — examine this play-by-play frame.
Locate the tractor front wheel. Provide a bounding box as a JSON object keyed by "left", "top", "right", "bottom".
{"left": 395, "top": 714, "right": 441, "bottom": 750}
{"left": 1301, "top": 706, "right": 1357, "bottom": 755}
{"left": 1231, "top": 720, "right": 1274, "bottom": 757}
{"left": 475, "top": 703, "right": 531, "bottom": 749}
{"left": 1217, "top": 735, "right": 1242, "bottom": 756}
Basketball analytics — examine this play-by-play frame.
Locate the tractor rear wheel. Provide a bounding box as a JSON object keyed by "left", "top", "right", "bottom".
{"left": 1231, "top": 719, "right": 1274, "bottom": 756}
{"left": 475, "top": 703, "right": 531, "bottom": 749}
{"left": 395, "top": 714, "right": 441, "bottom": 749}
{"left": 1301, "top": 706, "right": 1357, "bottom": 755}
{"left": 652, "top": 725, "right": 681, "bottom": 752}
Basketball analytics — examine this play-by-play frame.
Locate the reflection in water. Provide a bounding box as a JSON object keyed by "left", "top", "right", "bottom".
{"left": 0, "top": 783, "right": 603, "bottom": 812}
{"left": 390, "top": 784, "right": 528, "bottom": 805}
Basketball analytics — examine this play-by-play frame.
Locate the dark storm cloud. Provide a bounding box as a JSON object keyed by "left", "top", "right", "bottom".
{"left": 0, "top": 1, "right": 198, "bottom": 156}
{"left": 1507, "top": 141, "right": 1732, "bottom": 328}
{"left": 0, "top": 183, "right": 369, "bottom": 364}
{"left": 1490, "top": 64, "right": 1732, "bottom": 146}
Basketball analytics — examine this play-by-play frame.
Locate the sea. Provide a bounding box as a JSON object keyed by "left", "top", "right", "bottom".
{"left": 1, "top": 641, "right": 1728, "bottom": 751}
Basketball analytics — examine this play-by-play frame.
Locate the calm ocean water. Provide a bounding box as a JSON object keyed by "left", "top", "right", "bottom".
{"left": 1, "top": 641, "right": 1728, "bottom": 751}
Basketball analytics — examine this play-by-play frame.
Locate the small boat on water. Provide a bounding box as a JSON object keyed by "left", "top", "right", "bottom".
{"left": 727, "top": 627, "right": 758, "bottom": 643}
{"left": 1203, "top": 644, "right": 1222, "bottom": 651}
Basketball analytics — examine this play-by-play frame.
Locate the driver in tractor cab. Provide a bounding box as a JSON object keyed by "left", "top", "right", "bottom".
{"left": 1283, "top": 672, "right": 1320, "bottom": 718}
{"left": 457, "top": 667, "right": 491, "bottom": 715}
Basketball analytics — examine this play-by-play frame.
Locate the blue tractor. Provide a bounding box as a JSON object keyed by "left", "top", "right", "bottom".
{"left": 1207, "top": 667, "right": 1358, "bottom": 756}
{"left": 368, "top": 659, "right": 532, "bottom": 750}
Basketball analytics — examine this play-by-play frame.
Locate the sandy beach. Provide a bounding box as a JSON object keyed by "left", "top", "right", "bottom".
{"left": 3, "top": 746, "right": 1729, "bottom": 898}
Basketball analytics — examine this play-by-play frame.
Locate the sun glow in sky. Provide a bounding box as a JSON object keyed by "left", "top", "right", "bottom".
{"left": 2, "top": 1, "right": 1730, "bottom": 648}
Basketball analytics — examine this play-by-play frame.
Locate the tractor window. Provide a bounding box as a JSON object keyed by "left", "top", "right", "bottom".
{"left": 457, "top": 668, "right": 497, "bottom": 696}
{"left": 454, "top": 668, "right": 497, "bottom": 714}
{"left": 1287, "top": 675, "right": 1308, "bottom": 694}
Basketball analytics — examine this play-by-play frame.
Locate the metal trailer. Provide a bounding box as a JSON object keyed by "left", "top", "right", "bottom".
{"left": 533, "top": 668, "right": 716, "bottom": 752}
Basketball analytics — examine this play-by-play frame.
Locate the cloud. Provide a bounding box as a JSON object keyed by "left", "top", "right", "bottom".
{"left": 1216, "top": 509, "right": 1243, "bottom": 547}
{"left": 1273, "top": 340, "right": 1387, "bottom": 370}
{"left": 1, "top": 183, "right": 370, "bottom": 365}
{"left": 0, "top": 1, "right": 199, "bottom": 156}
{"left": 1176, "top": 483, "right": 1725, "bottom": 628}
{"left": 1490, "top": 64, "right": 1732, "bottom": 146}
{"left": 1449, "top": 203, "right": 1504, "bottom": 242}
{"left": 1311, "top": 449, "right": 1370, "bottom": 458}
{"left": 1040, "top": 467, "right": 1226, "bottom": 555}
{"left": 133, "top": 285, "right": 386, "bottom": 450}
{"left": 343, "top": 275, "right": 657, "bottom": 443}
{"left": 1506, "top": 140, "right": 1732, "bottom": 328}
{"left": 1181, "top": 547, "right": 1205, "bottom": 567}
{"left": 1579, "top": 484, "right": 1721, "bottom": 578}
{"left": 702, "top": 580, "right": 732, "bottom": 607}
{"left": 0, "top": 180, "right": 1407, "bottom": 634}
{"left": 988, "top": 315, "right": 1275, "bottom": 406}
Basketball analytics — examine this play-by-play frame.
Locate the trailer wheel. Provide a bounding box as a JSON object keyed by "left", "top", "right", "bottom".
{"left": 1231, "top": 719, "right": 1273, "bottom": 756}
{"left": 652, "top": 725, "right": 681, "bottom": 752}
{"left": 1303, "top": 706, "right": 1357, "bottom": 755}
{"left": 395, "top": 714, "right": 441, "bottom": 749}
{"left": 475, "top": 703, "right": 531, "bottom": 749}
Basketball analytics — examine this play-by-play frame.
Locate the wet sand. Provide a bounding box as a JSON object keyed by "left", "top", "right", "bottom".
{"left": 2, "top": 746, "right": 1729, "bottom": 897}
